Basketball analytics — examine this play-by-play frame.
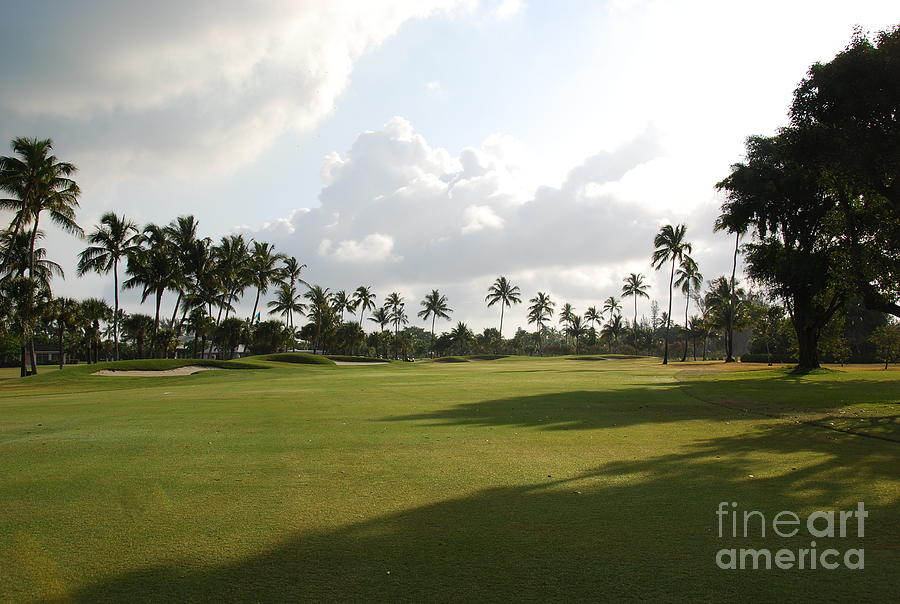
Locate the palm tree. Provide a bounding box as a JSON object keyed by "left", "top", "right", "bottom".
{"left": 651, "top": 224, "right": 693, "bottom": 364}
{"left": 384, "top": 293, "right": 406, "bottom": 349}
{"left": 213, "top": 234, "right": 251, "bottom": 321}
{"left": 674, "top": 257, "right": 703, "bottom": 362}
{"left": 368, "top": 307, "right": 391, "bottom": 333}
{"left": 485, "top": 276, "right": 522, "bottom": 340}
{"left": 276, "top": 257, "right": 308, "bottom": 333}
{"left": 46, "top": 296, "right": 80, "bottom": 369}
{"left": 353, "top": 286, "right": 377, "bottom": 327}
{"left": 622, "top": 273, "right": 650, "bottom": 338}
{"left": 565, "top": 316, "right": 587, "bottom": 353}
{"left": 449, "top": 321, "right": 475, "bottom": 355}
{"left": 267, "top": 284, "right": 307, "bottom": 347}
{"left": 80, "top": 298, "right": 112, "bottom": 363}
{"left": 247, "top": 241, "right": 285, "bottom": 323}
{"left": 602, "top": 296, "right": 621, "bottom": 320}
{"left": 714, "top": 215, "right": 746, "bottom": 363}
{"left": 123, "top": 226, "right": 178, "bottom": 353}
{"left": 705, "top": 276, "right": 746, "bottom": 361}
{"left": 0, "top": 137, "right": 81, "bottom": 374}
{"left": 0, "top": 229, "right": 63, "bottom": 291}
{"left": 584, "top": 306, "right": 602, "bottom": 332}
{"left": 162, "top": 215, "right": 202, "bottom": 329}
{"left": 77, "top": 212, "right": 141, "bottom": 360}
{"left": 558, "top": 303, "right": 576, "bottom": 344}
{"left": 602, "top": 313, "right": 625, "bottom": 350}
{"left": 527, "top": 292, "right": 555, "bottom": 356}
{"left": 304, "top": 285, "right": 332, "bottom": 354}
{"left": 418, "top": 289, "right": 453, "bottom": 357}
{"left": 331, "top": 290, "right": 357, "bottom": 324}
{"left": 121, "top": 313, "right": 155, "bottom": 359}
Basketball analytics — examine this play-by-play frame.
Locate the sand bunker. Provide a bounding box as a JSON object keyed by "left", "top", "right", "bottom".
{"left": 92, "top": 365, "right": 221, "bottom": 377}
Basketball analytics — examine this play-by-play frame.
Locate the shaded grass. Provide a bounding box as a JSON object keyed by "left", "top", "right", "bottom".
{"left": 255, "top": 352, "right": 335, "bottom": 365}
{"left": 326, "top": 355, "right": 390, "bottom": 363}
{"left": 431, "top": 356, "right": 470, "bottom": 363}
{"left": 0, "top": 357, "right": 897, "bottom": 602}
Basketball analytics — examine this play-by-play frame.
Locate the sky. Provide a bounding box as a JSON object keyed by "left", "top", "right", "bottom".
{"left": 1, "top": 0, "right": 897, "bottom": 334}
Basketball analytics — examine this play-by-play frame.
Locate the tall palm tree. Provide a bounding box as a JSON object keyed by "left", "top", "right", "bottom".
{"left": 331, "top": 290, "right": 357, "bottom": 324}
{"left": 162, "top": 215, "right": 202, "bottom": 329}
{"left": 213, "top": 234, "right": 251, "bottom": 321}
{"left": 584, "top": 306, "right": 602, "bottom": 332}
{"left": 0, "top": 229, "right": 63, "bottom": 290}
{"left": 0, "top": 137, "right": 81, "bottom": 374}
{"left": 353, "top": 286, "right": 377, "bottom": 327}
{"left": 621, "top": 273, "right": 650, "bottom": 334}
{"left": 714, "top": 215, "right": 746, "bottom": 363}
{"left": 651, "top": 223, "right": 692, "bottom": 365}
{"left": 123, "top": 226, "right": 178, "bottom": 352}
{"left": 527, "top": 291, "right": 554, "bottom": 356}
{"left": 418, "top": 289, "right": 453, "bottom": 357}
{"left": 485, "top": 276, "right": 521, "bottom": 340}
{"left": 384, "top": 292, "right": 404, "bottom": 336}
{"left": 558, "top": 303, "right": 576, "bottom": 343}
{"left": 602, "top": 296, "right": 621, "bottom": 320}
{"left": 247, "top": 241, "right": 285, "bottom": 323}
{"left": 276, "top": 256, "right": 308, "bottom": 334}
{"left": 77, "top": 212, "right": 141, "bottom": 360}
{"left": 674, "top": 257, "right": 703, "bottom": 362}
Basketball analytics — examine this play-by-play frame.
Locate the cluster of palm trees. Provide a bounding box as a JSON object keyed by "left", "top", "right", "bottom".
{"left": 3, "top": 136, "right": 746, "bottom": 374}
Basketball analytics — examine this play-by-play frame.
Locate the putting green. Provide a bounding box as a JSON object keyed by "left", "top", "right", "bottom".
{"left": 1, "top": 357, "right": 897, "bottom": 602}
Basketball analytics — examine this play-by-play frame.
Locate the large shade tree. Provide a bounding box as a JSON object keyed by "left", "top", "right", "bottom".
{"left": 716, "top": 132, "right": 845, "bottom": 369}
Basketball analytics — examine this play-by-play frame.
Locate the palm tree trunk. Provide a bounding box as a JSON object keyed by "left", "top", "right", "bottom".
{"left": 663, "top": 259, "right": 675, "bottom": 364}
{"left": 169, "top": 291, "right": 182, "bottom": 330}
{"left": 430, "top": 315, "right": 436, "bottom": 358}
{"left": 726, "top": 232, "right": 739, "bottom": 363}
{"left": 113, "top": 260, "right": 120, "bottom": 361}
{"left": 499, "top": 305, "right": 505, "bottom": 341}
{"left": 681, "top": 291, "right": 689, "bottom": 362}
{"left": 251, "top": 287, "right": 261, "bottom": 324}
{"left": 58, "top": 322, "right": 65, "bottom": 370}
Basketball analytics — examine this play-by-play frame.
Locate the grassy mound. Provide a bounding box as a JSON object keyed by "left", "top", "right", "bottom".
{"left": 567, "top": 355, "right": 607, "bottom": 361}
{"left": 465, "top": 354, "right": 509, "bottom": 361}
{"left": 326, "top": 355, "right": 389, "bottom": 363}
{"left": 262, "top": 353, "right": 335, "bottom": 365}
{"left": 89, "top": 358, "right": 260, "bottom": 371}
{"left": 432, "top": 356, "right": 470, "bottom": 363}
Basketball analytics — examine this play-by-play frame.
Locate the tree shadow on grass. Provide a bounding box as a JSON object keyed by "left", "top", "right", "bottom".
{"left": 380, "top": 387, "right": 722, "bottom": 432}
{"left": 54, "top": 422, "right": 899, "bottom": 603}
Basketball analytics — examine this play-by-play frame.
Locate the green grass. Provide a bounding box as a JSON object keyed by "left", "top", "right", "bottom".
{"left": 254, "top": 352, "right": 336, "bottom": 365}
{"left": 1, "top": 357, "right": 897, "bottom": 602}
{"left": 431, "top": 356, "right": 470, "bottom": 363}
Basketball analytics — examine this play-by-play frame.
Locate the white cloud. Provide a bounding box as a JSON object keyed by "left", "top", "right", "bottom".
{"left": 320, "top": 233, "right": 401, "bottom": 263}
{"left": 490, "top": 0, "right": 524, "bottom": 20}
{"left": 0, "top": 1, "right": 467, "bottom": 183}
{"left": 462, "top": 205, "right": 504, "bottom": 233}
{"left": 426, "top": 80, "right": 443, "bottom": 95}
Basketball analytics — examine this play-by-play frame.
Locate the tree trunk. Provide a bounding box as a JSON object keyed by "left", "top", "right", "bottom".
{"left": 431, "top": 315, "right": 436, "bottom": 358}
{"left": 170, "top": 291, "right": 182, "bottom": 331}
{"left": 114, "top": 260, "right": 120, "bottom": 361}
{"left": 726, "top": 232, "right": 739, "bottom": 362}
{"left": 251, "top": 287, "right": 261, "bottom": 324}
{"left": 663, "top": 259, "right": 675, "bottom": 364}
{"left": 795, "top": 324, "right": 821, "bottom": 370}
{"left": 681, "top": 292, "right": 690, "bottom": 362}
{"left": 499, "top": 305, "right": 505, "bottom": 341}
{"left": 58, "top": 322, "right": 65, "bottom": 370}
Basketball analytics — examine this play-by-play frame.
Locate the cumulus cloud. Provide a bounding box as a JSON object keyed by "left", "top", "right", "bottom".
{"left": 0, "top": 0, "right": 466, "bottom": 182}
{"left": 247, "top": 117, "right": 737, "bottom": 330}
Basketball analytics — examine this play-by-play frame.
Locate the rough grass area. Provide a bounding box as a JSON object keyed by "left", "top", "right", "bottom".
{"left": 89, "top": 358, "right": 261, "bottom": 371}
{"left": 256, "top": 352, "right": 335, "bottom": 365}
{"left": 465, "top": 354, "right": 509, "bottom": 361}
{"left": 567, "top": 355, "right": 608, "bottom": 361}
{"left": 325, "top": 355, "right": 390, "bottom": 363}
{"left": 431, "top": 356, "right": 470, "bottom": 363}
{"left": 1, "top": 358, "right": 897, "bottom": 602}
